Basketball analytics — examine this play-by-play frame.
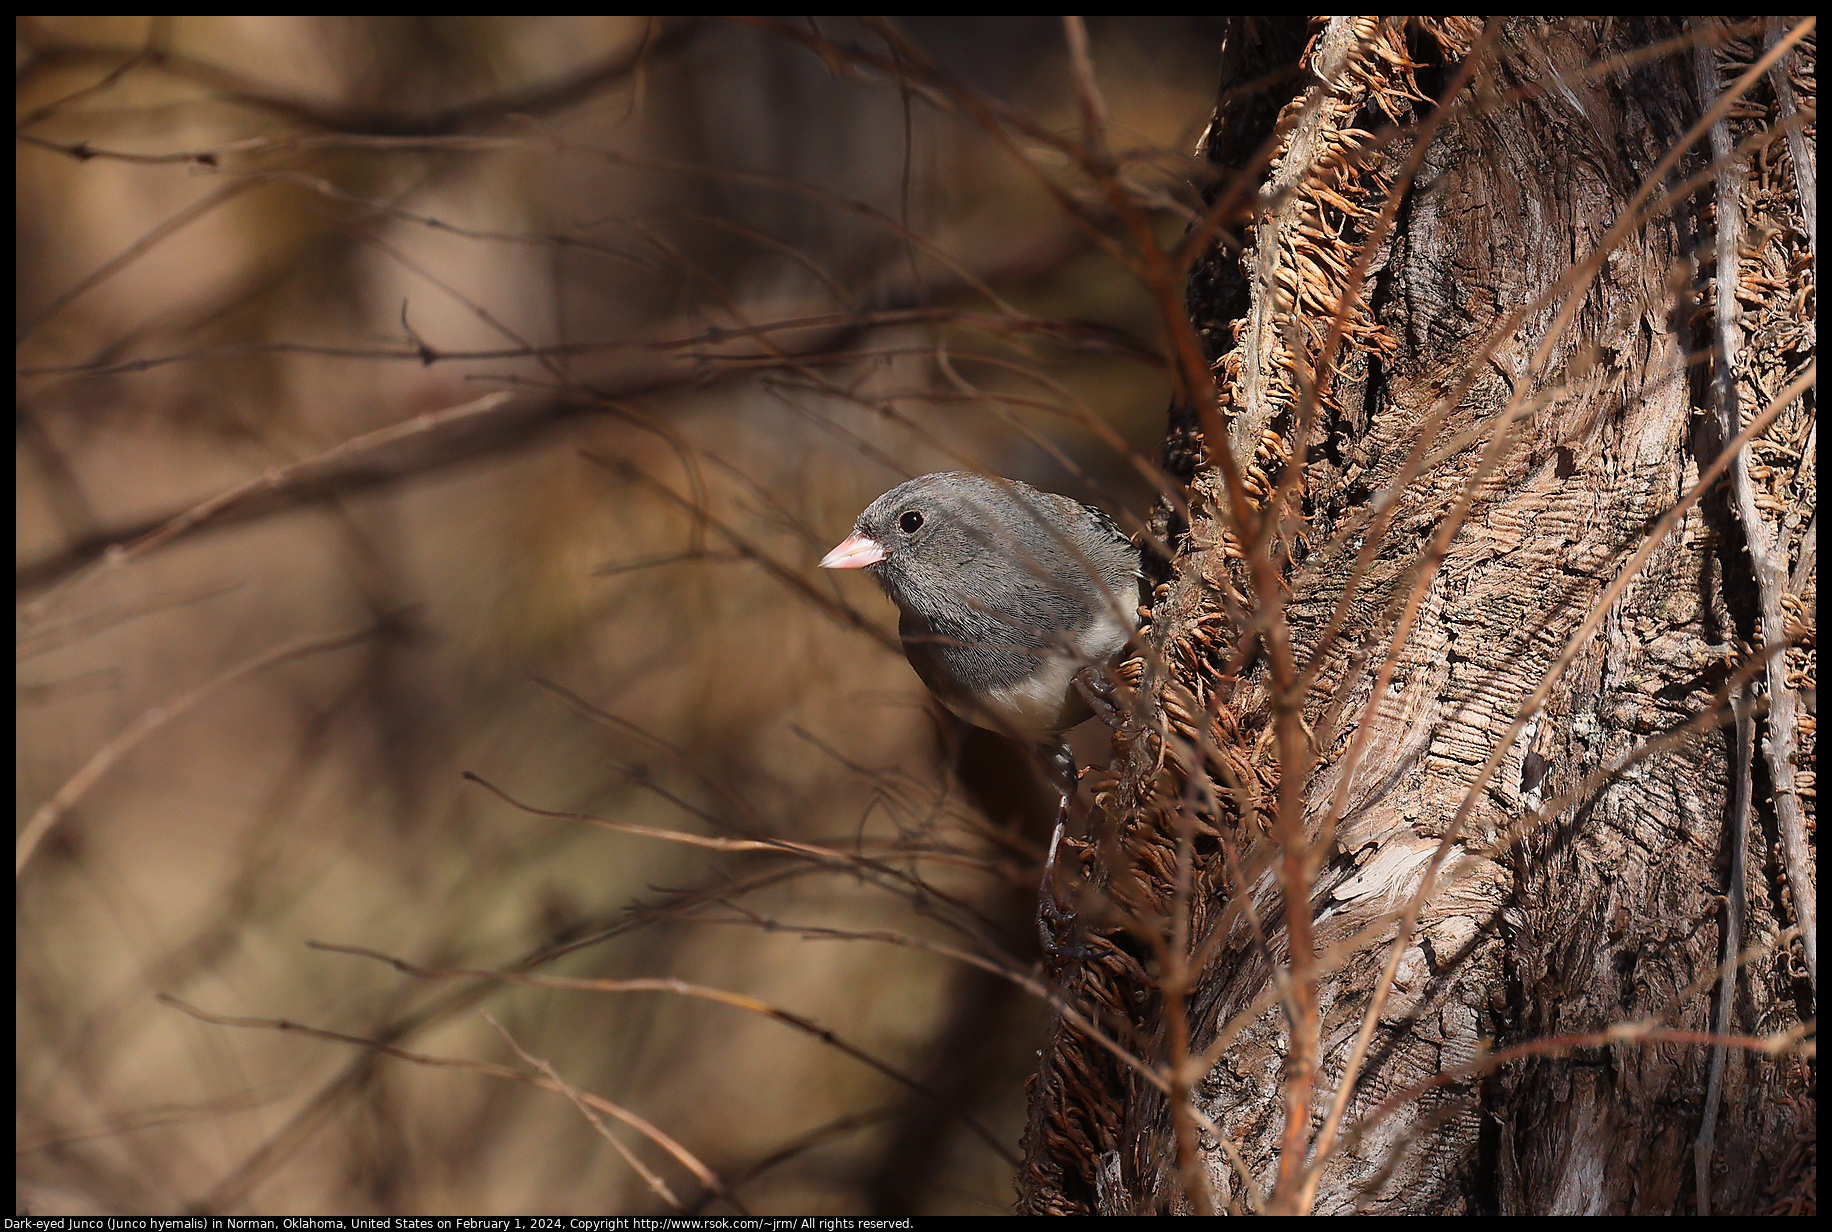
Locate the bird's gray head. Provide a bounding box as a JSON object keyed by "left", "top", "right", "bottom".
{"left": 819, "top": 471, "right": 1136, "bottom": 636}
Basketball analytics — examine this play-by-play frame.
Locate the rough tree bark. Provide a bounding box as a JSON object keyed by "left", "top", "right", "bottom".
{"left": 1019, "top": 16, "right": 1814, "bottom": 1215}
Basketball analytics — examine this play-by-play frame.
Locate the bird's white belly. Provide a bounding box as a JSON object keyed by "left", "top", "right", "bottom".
{"left": 978, "top": 653, "right": 1085, "bottom": 738}
{"left": 970, "top": 610, "right": 1131, "bottom": 739}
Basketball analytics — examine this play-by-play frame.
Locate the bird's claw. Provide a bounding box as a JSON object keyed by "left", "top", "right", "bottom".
{"left": 1037, "top": 888, "right": 1088, "bottom": 963}
{"left": 1073, "top": 665, "right": 1126, "bottom": 729}
{"left": 1037, "top": 808, "right": 1087, "bottom": 965}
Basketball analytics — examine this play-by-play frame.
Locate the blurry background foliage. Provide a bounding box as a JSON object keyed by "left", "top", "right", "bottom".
{"left": 17, "top": 15, "right": 1223, "bottom": 1215}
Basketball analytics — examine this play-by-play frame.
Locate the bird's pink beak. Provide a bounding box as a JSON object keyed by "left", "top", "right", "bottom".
{"left": 819, "top": 533, "right": 886, "bottom": 569}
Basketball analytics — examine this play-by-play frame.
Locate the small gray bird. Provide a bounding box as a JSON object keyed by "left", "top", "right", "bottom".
{"left": 819, "top": 470, "right": 1143, "bottom": 744}
{"left": 821, "top": 471, "right": 1142, "bottom": 955}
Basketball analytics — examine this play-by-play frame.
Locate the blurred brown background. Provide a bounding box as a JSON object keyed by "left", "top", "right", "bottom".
{"left": 17, "top": 16, "right": 1220, "bottom": 1215}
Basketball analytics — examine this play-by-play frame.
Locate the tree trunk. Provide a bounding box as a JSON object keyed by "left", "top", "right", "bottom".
{"left": 1019, "top": 16, "right": 1814, "bottom": 1215}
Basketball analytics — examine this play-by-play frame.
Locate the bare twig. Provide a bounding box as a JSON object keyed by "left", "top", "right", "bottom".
{"left": 462, "top": 770, "right": 1171, "bottom": 1096}
{"left": 20, "top": 392, "right": 506, "bottom": 621}
{"left": 16, "top": 179, "right": 258, "bottom": 345}
{"left": 16, "top": 622, "right": 379, "bottom": 877}
{"left": 16, "top": 20, "right": 702, "bottom": 140}
{"left": 1765, "top": 18, "right": 1817, "bottom": 252}
{"left": 19, "top": 244, "right": 1134, "bottom": 597}
{"left": 483, "top": 1013, "right": 686, "bottom": 1211}
{"left": 306, "top": 939, "right": 1023, "bottom": 1167}
{"left": 1752, "top": 18, "right": 1819, "bottom": 1003}
{"left": 157, "top": 994, "right": 745, "bottom": 1213}
{"left": 1693, "top": 25, "right": 1751, "bottom": 1210}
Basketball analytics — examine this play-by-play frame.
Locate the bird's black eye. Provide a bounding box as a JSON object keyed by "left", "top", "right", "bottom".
{"left": 899, "top": 510, "right": 923, "bottom": 534}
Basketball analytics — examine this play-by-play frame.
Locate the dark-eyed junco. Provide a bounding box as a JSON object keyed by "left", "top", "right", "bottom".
{"left": 820, "top": 470, "right": 1143, "bottom": 746}
{"left": 821, "top": 471, "right": 1142, "bottom": 955}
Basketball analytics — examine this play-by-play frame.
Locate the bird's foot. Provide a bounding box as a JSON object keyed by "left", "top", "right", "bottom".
{"left": 1036, "top": 806, "right": 1087, "bottom": 965}
{"left": 1072, "top": 665, "right": 1127, "bottom": 729}
{"left": 1038, "top": 893, "right": 1087, "bottom": 964}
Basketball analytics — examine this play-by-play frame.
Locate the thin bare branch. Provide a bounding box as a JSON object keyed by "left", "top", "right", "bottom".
{"left": 304, "top": 939, "right": 1023, "bottom": 1167}
{"left": 157, "top": 994, "right": 744, "bottom": 1213}
{"left": 16, "top": 20, "right": 702, "bottom": 139}
{"left": 482, "top": 1013, "right": 685, "bottom": 1212}
{"left": 16, "top": 622, "right": 380, "bottom": 877}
